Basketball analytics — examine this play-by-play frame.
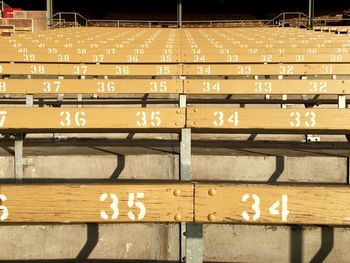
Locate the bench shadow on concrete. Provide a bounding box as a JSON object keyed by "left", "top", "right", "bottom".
{"left": 0, "top": 140, "right": 337, "bottom": 262}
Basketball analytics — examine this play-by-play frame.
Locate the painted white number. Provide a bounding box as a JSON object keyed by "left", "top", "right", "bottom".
{"left": 161, "top": 55, "right": 172, "bottom": 62}
{"left": 237, "top": 66, "right": 251, "bottom": 75}
{"left": 194, "top": 55, "right": 205, "bottom": 62}
{"left": 0, "top": 82, "right": 6, "bottom": 92}
{"left": 268, "top": 195, "right": 289, "bottom": 222}
{"left": 290, "top": 112, "right": 316, "bottom": 128}
{"left": 115, "top": 66, "right": 129, "bottom": 75}
{"left": 290, "top": 112, "right": 300, "bottom": 128}
{"left": 242, "top": 194, "right": 289, "bottom": 222}
{"left": 309, "top": 82, "right": 328, "bottom": 93}
{"left": 156, "top": 66, "right": 170, "bottom": 75}
{"left": 73, "top": 65, "right": 88, "bottom": 75}
{"left": 0, "top": 194, "right": 8, "bottom": 221}
{"left": 30, "top": 65, "right": 45, "bottom": 74}
{"left": 213, "top": 111, "right": 239, "bottom": 127}
{"left": 305, "top": 112, "right": 316, "bottom": 128}
{"left": 100, "top": 193, "right": 119, "bottom": 220}
{"left": 93, "top": 55, "right": 104, "bottom": 63}
{"left": 331, "top": 54, "right": 343, "bottom": 62}
{"left": 261, "top": 54, "right": 272, "bottom": 62}
{"left": 254, "top": 82, "right": 272, "bottom": 92}
{"left": 0, "top": 111, "right": 7, "bottom": 127}
{"left": 197, "top": 66, "right": 211, "bottom": 75}
{"left": 127, "top": 55, "right": 138, "bottom": 62}
{"left": 127, "top": 192, "right": 146, "bottom": 221}
{"left": 279, "top": 65, "right": 294, "bottom": 75}
{"left": 241, "top": 194, "right": 261, "bottom": 221}
{"left": 97, "top": 81, "right": 116, "bottom": 93}
{"left": 23, "top": 54, "right": 35, "bottom": 61}
{"left": 136, "top": 111, "right": 161, "bottom": 127}
{"left": 227, "top": 55, "right": 238, "bottom": 62}
{"left": 43, "top": 81, "right": 61, "bottom": 93}
{"left": 203, "top": 82, "right": 220, "bottom": 92}
{"left": 150, "top": 81, "right": 167, "bottom": 93}
{"left": 77, "top": 48, "right": 87, "bottom": 55}
{"left": 321, "top": 65, "right": 333, "bottom": 74}
{"left": 100, "top": 192, "right": 146, "bottom": 221}
{"left": 59, "top": 111, "right": 86, "bottom": 127}
{"left": 296, "top": 55, "right": 304, "bottom": 62}
{"left": 58, "top": 54, "right": 70, "bottom": 62}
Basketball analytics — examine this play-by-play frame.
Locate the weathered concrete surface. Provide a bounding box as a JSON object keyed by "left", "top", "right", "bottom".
{"left": 192, "top": 156, "right": 347, "bottom": 183}
{"left": 0, "top": 224, "right": 179, "bottom": 261}
{"left": 0, "top": 152, "right": 348, "bottom": 262}
{"left": 0, "top": 155, "right": 345, "bottom": 183}
{"left": 204, "top": 225, "right": 350, "bottom": 263}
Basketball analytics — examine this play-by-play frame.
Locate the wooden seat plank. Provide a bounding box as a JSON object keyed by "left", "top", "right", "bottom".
{"left": 195, "top": 184, "right": 350, "bottom": 225}
{"left": 184, "top": 64, "right": 350, "bottom": 76}
{"left": 187, "top": 108, "right": 350, "bottom": 133}
{"left": 185, "top": 79, "right": 348, "bottom": 95}
{"left": 0, "top": 108, "right": 185, "bottom": 131}
{"left": 0, "top": 64, "right": 181, "bottom": 76}
{"left": 0, "top": 183, "right": 193, "bottom": 223}
{"left": 0, "top": 79, "right": 182, "bottom": 94}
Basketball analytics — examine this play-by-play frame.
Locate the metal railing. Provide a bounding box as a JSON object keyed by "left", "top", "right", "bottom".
{"left": 87, "top": 19, "right": 178, "bottom": 28}
{"left": 53, "top": 12, "right": 273, "bottom": 28}
{"left": 51, "top": 11, "right": 350, "bottom": 29}
{"left": 0, "top": 1, "right": 11, "bottom": 12}
{"left": 52, "top": 12, "right": 90, "bottom": 28}
{"left": 313, "top": 17, "right": 350, "bottom": 26}
{"left": 267, "top": 12, "right": 310, "bottom": 28}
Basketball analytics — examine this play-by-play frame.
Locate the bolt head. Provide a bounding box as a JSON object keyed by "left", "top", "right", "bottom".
{"left": 208, "top": 213, "right": 216, "bottom": 222}
{"left": 174, "top": 214, "right": 182, "bottom": 221}
{"left": 208, "top": 188, "right": 216, "bottom": 196}
{"left": 173, "top": 189, "right": 181, "bottom": 197}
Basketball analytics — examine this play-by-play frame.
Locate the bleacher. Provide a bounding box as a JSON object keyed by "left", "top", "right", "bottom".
{"left": 1, "top": 26, "right": 350, "bottom": 262}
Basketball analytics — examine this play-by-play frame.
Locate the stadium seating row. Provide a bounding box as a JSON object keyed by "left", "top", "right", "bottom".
{"left": 1, "top": 183, "right": 350, "bottom": 225}
{"left": 1, "top": 63, "right": 350, "bottom": 75}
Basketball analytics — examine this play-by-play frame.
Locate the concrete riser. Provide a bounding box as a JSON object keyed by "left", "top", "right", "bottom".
{"left": 0, "top": 154, "right": 347, "bottom": 261}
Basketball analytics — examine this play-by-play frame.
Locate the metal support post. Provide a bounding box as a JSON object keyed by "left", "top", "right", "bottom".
{"left": 179, "top": 94, "right": 203, "bottom": 263}
{"left": 14, "top": 134, "right": 23, "bottom": 182}
{"left": 47, "top": 0, "right": 53, "bottom": 29}
{"left": 178, "top": 0, "right": 183, "bottom": 28}
{"left": 308, "top": 0, "right": 315, "bottom": 29}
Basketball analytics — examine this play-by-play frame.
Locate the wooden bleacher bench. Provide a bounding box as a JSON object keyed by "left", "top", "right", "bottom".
{"left": 2, "top": 183, "right": 350, "bottom": 225}
{"left": 195, "top": 184, "right": 350, "bottom": 225}
{"left": 0, "top": 27, "right": 350, "bottom": 233}
{"left": 0, "top": 25, "right": 15, "bottom": 37}
{"left": 0, "top": 108, "right": 185, "bottom": 132}
{"left": 0, "top": 183, "right": 193, "bottom": 223}
{"left": 0, "top": 63, "right": 181, "bottom": 76}
{"left": 0, "top": 79, "right": 183, "bottom": 94}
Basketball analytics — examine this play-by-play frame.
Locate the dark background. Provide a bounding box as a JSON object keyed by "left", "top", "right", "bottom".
{"left": 4, "top": 0, "right": 350, "bottom": 20}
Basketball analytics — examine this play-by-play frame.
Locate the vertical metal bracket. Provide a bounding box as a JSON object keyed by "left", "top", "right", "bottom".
{"left": 14, "top": 94, "right": 34, "bottom": 181}
{"left": 26, "top": 94, "right": 33, "bottom": 107}
{"left": 338, "top": 95, "right": 346, "bottom": 109}
{"left": 77, "top": 94, "right": 83, "bottom": 108}
{"left": 179, "top": 94, "right": 203, "bottom": 263}
{"left": 14, "top": 134, "right": 23, "bottom": 182}
{"left": 301, "top": 76, "right": 320, "bottom": 142}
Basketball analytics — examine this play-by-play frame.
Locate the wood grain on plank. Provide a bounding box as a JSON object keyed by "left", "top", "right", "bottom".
{"left": 0, "top": 108, "right": 185, "bottom": 130}
{"left": 187, "top": 108, "right": 350, "bottom": 132}
{"left": 185, "top": 79, "right": 348, "bottom": 95}
{"left": 195, "top": 184, "right": 350, "bottom": 225}
{"left": 0, "top": 64, "right": 181, "bottom": 76}
{"left": 184, "top": 64, "right": 349, "bottom": 76}
{"left": 0, "top": 184, "right": 193, "bottom": 223}
{"left": 0, "top": 79, "right": 183, "bottom": 94}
